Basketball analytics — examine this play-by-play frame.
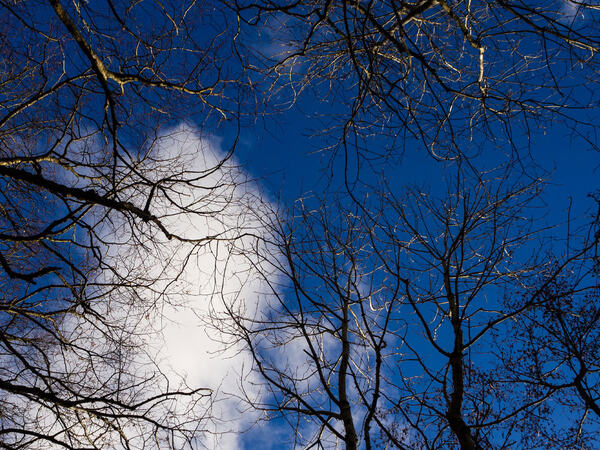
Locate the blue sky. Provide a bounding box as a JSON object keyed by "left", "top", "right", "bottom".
{"left": 210, "top": 17, "right": 600, "bottom": 445}
{"left": 232, "top": 88, "right": 599, "bottom": 224}
{"left": 208, "top": 90, "right": 600, "bottom": 449}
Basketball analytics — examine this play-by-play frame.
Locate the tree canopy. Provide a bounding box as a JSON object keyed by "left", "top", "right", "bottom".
{"left": 0, "top": 1, "right": 599, "bottom": 449}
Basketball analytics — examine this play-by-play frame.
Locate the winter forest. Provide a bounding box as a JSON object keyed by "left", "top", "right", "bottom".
{"left": 1, "top": 1, "right": 600, "bottom": 449}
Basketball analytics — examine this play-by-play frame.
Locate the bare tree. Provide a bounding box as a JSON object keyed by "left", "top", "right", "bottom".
{"left": 234, "top": 0, "right": 600, "bottom": 168}
{"left": 0, "top": 1, "right": 249, "bottom": 448}
{"left": 495, "top": 198, "right": 600, "bottom": 448}
{"left": 221, "top": 164, "right": 600, "bottom": 449}
{"left": 3, "top": 1, "right": 599, "bottom": 448}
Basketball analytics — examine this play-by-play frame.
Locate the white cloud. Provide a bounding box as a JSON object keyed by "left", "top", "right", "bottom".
{"left": 110, "top": 124, "right": 272, "bottom": 448}
{"left": 2, "top": 124, "right": 273, "bottom": 449}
